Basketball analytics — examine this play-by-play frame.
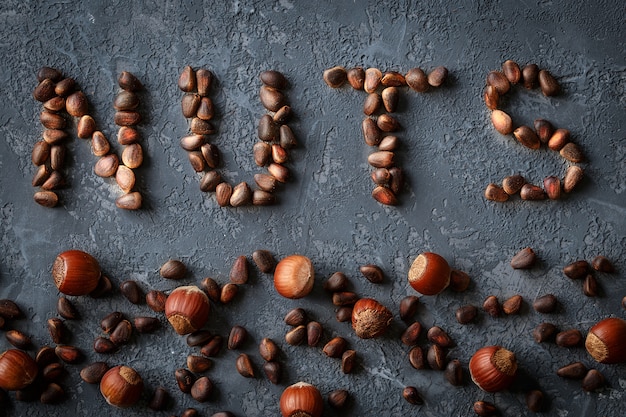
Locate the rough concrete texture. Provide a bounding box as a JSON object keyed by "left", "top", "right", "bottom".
{"left": 0, "top": 0, "right": 625, "bottom": 416}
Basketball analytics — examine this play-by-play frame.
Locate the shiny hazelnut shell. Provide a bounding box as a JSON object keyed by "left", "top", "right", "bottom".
{"left": 0, "top": 349, "right": 38, "bottom": 390}
{"left": 408, "top": 252, "right": 451, "bottom": 295}
{"left": 585, "top": 317, "right": 626, "bottom": 364}
{"left": 469, "top": 345, "right": 517, "bottom": 392}
{"left": 99, "top": 365, "right": 143, "bottom": 408}
{"left": 165, "top": 286, "right": 210, "bottom": 335}
{"left": 52, "top": 250, "right": 101, "bottom": 295}
{"left": 273, "top": 255, "right": 315, "bottom": 299}
{"left": 351, "top": 298, "right": 393, "bottom": 339}
{"left": 279, "top": 381, "right": 323, "bottom": 417}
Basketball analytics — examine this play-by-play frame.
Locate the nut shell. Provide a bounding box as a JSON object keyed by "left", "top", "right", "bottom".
{"left": 52, "top": 250, "right": 101, "bottom": 295}
{"left": 0, "top": 349, "right": 38, "bottom": 390}
{"left": 99, "top": 365, "right": 143, "bottom": 408}
{"left": 279, "top": 381, "right": 323, "bottom": 417}
{"left": 469, "top": 345, "right": 517, "bottom": 392}
{"left": 408, "top": 252, "right": 451, "bottom": 295}
{"left": 165, "top": 286, "right": 210, "bottom": 335}
{"left": 273, "top": 255, "right": 315, "bottom": 299}
{"left": 351, "top": 298, "right": 393, "bottom": 339}
{"left": 585, "top": 317, "right": 626, "bottom": 364}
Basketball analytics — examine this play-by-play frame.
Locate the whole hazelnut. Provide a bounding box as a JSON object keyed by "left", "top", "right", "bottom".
{"left": 0, "top": 349, "right": 38, "bottom": 390}
{"left": 273, "top": 255, "right": 315, "bottom": 299}
{"left": 99, "top": 365, "right": 143, "bottom": 408}
{"left": 351, "top": 298, "right": 393, "bottom": 339}
{"left": 279, "top": 381, "right": 323, "bottom": 417}
{"left": 585, "top": 317, "right": 626, "bottom": 364}
{"left": 165, "top": 286, "right": 210, "bottom": 335}
{"left": 469, "top": 346, "right": 517, "bottom": 392}
{"left": 408, "top": 252, "right": 451, "bottom": 295}
{"left": 51, "top": 250, "right": 101, "bottom": 295}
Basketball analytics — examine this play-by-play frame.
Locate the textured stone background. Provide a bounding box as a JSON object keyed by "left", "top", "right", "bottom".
{"left": 0, "top": 0, "right": 625, "bottom": 416}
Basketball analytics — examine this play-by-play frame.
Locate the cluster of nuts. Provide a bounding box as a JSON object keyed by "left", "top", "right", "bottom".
{"left": 31, "top": 67, "right": 143, "bottom": 209}
{"left": 323, "top": 65, "right": 448, "bottom": 205}
{"left": 563, "top": 255, "right": 616, "bottom": 298}
{"left": 483, "top": 60, "right": 585, "bottom": 202}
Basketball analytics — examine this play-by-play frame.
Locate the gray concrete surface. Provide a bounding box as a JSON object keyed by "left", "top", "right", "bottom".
{"left": 0, "top": 0, "right": 625, "bottom": 416}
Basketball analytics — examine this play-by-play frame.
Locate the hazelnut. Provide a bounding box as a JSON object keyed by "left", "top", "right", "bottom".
{"left": 51, "top": 250, "right": 101, "bottom": 296}
{"left": 279, "top": 381, "right": 323, "bottom": 417}
{"left": 164, "top": 286, "right": 210, "bottom": 335}
{"left": 585, "top": 317, "right": 626, "bottom": 364}
{"left": 0, "top": 349, "right": 38, "bottom": 390}
{"left": 408, "top": 252, "right": 451, "bottom": 295}
{"left": 469, "top": 346, "right": 517, "bottom": 392}
{"left": 99, "top": 365, "right": 143, "bottom": 408}
{"left": 351, "top": 298, "right": 393, "bottom": 339}
{"left": 273, "top": 255, "right": 315, "bottom": 299}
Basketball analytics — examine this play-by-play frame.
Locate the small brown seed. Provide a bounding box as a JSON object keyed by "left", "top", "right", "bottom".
{"left": 89, "top": 275, "right": 113, "bottom": 298}
{"left": 427, "top": 344, "right": 446, "bottom": 370}
{"left": 220, "top": 283, "right": 238, "bottom": 303}
{"left": 175, "top": 368, "right": 196, "bottom": 393}
{"left": 115, "top": 192, "right": 142, "bottom": 210}
{"left": 110, "top": 319, "right": 132, "bottom": 345}
{"left": 271, "top": 144, "right": 288, "bottom": 164}
{"left": 555, "top": 329, "right": 583, "bottom": 347}
{"left": 328, "top": 389, "right": 349, "bottom": 409}
{"left": 93, "top": 336, "right": 116, "bottom": 354}
{"left": 582, "top": 369, "right": 605, "bottom": 392}
{"left": 260, "top": 70, "right": 287, "bottom": 89}
{"left": 306, "top": 321, "right": 323, "bottom": 347}
{"left": 6, "top": 329, "right": 32, "bottom": 349}
{"left": 279, "top": 124, "right": 297, "bottom": 149}
{"left": 187, "top": 330, "right": 213, "bottom": 347}
{"left": 148, "top": 386, "right": 170, "bottom": 411}
{"left": 119, "top": 280, "right": 142, "bottom": 304}
{"left": 563, "top": 165, "right": 584, "bottom": 193}
{"left": 114, "top": 110, "right": 141, "bottom": 126}
{"left": 259, "top": 85, "right": 286, "bottom": 112}
{"left": 134, "top": 317, "right": 160, "bottom": 333}
{"left": 378, "top": 135, "right": 399, "bottom": 151}
{"left": 263, "top": 361, "right": 281, "bottom": 384}
{"left": 229, "top": 256, "right": 249, "bottom": 285}
{"left": 254, "top": 169, "right": 276, "bottom": 190}
{"left": 259, "top": 338, "right": 279, "bottom": 362}
{"left": 514, "top": 125, "right": 540, "bottom": 149}
{"left": 200, "top": 335, "right": 223, "bottom": 357}
{"left": 510, "top": 247, "right": 536, "bottom": 269}
{"left": 402, "top": 386, "right": 423, "bottom": 405}
{"left": 37, "top": 67, "right": 63, "bottom": 82}
{"left": 543, "top": 175, "right": 561, "bottom": 200}
{"left": 347, "top": 67, "right": 365, "bottom": 90}
{"left": 160, "top": 259, "right": 186, "bottom": 280}
{"left": 368, "top": 151, "right": 394, "bottom": 168}
{"left": 401, "top": 321, "right": 422, "bottom": 346}
{"left": 47, "top": 318, "right": 66, "bottom": 344}
{"left": 341, "top": 349, "right": 356, "bottom": 374}
{"left": 491, "top": 109, "right": 513, "bottom": 135}
{"left": 428, "top": 66, "right": 448, "bottom": 87}
{"left": 228, "top": 325, "right": 247, "bottom": 350}
{"left": 252, "top": 250, "right": 276, "bottom": 273}
{"left": 323, "top": 337, "right": 348, "bottom": 358}
{"left": 56, "top": 297, "right": 78, "bottom": 320}
{"left": 80, "top": 362, "right": 109, "bottom": 384}
{"left": 285, "top": 325, "right": 306, "bottom": 346}
{"left": 32, "top": 140, "right": 50, "bottom": 166}
{"left": 377, "top": 114, "right": 400, "bottom": 132}
{"left": 101, "top": 311, "right": 124, "bottom": 333}
{"left": 520, "top": 183, "right": 546, "bottom": 200}
{"left": 258, "top": 114, "right": 280, "bottom": 142}
{"left": 539, "top": 69, "right": 560, "bottom": 96}
{"left": 502, "top": 295, "right": 523, "bottom": 315}
{"left": 146, "top": 290, "right": 167, "bottom": 312}
{"left": 591, "top": 255, "right": 615, "bottom": 273}
{"left": 180, "top": 134, "right": 205, "bottom": 151}
{"left": 40, "top": 111, "right": 66, "bottom": 130}
{"left": 324, "top": 272, "right": 349, "bottom": 292}
{"left": 408, "top": 346, "right": 426, "bottom": 369}
{"left": 399, "top": 295, "right": 420, "bottom": 321}
{"left": 484, "top": 183, "right": 508, "bottom": 202}
{"left": 332, "top": 291, "right": 359, "bottom": 306}
{"left": 49, "top": 145, "right": 65, "bottom": 170}
{"left": 94, "top": 154, "right": 119, "bottom": 178}
{"left": 230, "top": 182, "right": 252, "bottom": 207}
{"left": 35, "top": 346, "right": 57, "bottom": 368}
{"left": 181, "top": 94, "right": 201, "bottom": 118}
{"left": 55, "top": 345, "right": 82, "bottom": 364}
{"left": 522, "top": 64, "right": 539, "bottom": 89}
{"left": 115, "top": 165, "right": 136, "bottom": 193}
{"left": 533, "top": 294, "right": 557, "bottom": 313}
{"left": 190, "top": 117, "right": 215, "bottom": 135}
{"left": 560, "top": 142, "right": 584, "bottom": 163}
{"left": 548, "top": 128, "right": 570, "bottom": 151}
{"left": 483, "top": 85, "right": 499, "bottom": 110}
{"left": 32, "top": 165, "right": 51, "bottom": 186}
{"left": 363, "top": 93, "right": 382, "bottom": 116}
{"left": 336, "top": 306, "right": 352, "bottom": 322}
{"left": 556, "top": 362, "right": 587, "bottom": 379}
{"left": 524, "top": 389, "right": 545, "bottom": 412}
{"left": 582, "top": 274, "right": 599, "bottom": 297}
{"left": 40, "top": 382, "right": 64, "bottom": 404}
{"left": 33, "top": 78, "right": 56, "bottom": 102}
{"left": 449, "top": 269, "right": 471, "bottom": 292}
{"left": 118, "top": 71, "right": 143, "bottom": 92}
{"left": 235, "top": 353, "right": 254, "bottom": 378}
{"left": 117, "top": 126, "right": 140, "bottom": 145}
{"left": 34, "top": 190, "right": 58, "bottom": 208}
{"left": 362, "top": 117, "right": 382, "bottom": 146}
{"left": 43, "top": 128, "right": 68, "bottom": 144}
{"left": 200, "top": 170, "right": 222, "bottom": 192}
{"left": 196, "top": 69, "right": 213, "bottom": 96}
{"left": 284, "top": 307, "right": 307, "bottom": 326}
{"left": 200, "top": 278, "right": 220, "bottom": 302}
{"left": 533, "top": 322, "right": 557, "bottom": 343}
{"left": 427, "top": 326, "right": 454, "bottom": 347}
{"left": 372, "top": 185, "right": 397, "bottom": 205}
{"left": 113, "top": 90, "right": 139, "bottom": 111}
{"left": 183, "top": 409, "right": 200, "bottom": 417}
{"left": 121, "top": 143, "right": 143, "bottom": 168}
{"left": 323, "top": 66, "right": 347, "bottom": 88}
{"left": 381, "top": 71, "right": 406, "bottom": 87}
{"left": 268, "top": 163, "right": 289, "bottom": 183}
{"left": 456, "top": 305, "right": 477, "bottom": 324}
{"left": 388, "top": 166, "right": 401, "bottom": 195}
{"left": 187, "top": 355, "right": 212, "bottom": 373}
{"left": 474, "top": 400, "right": 497, "bottom": 417}
{"left": 483, "top": 295, "right": 501, "bottom": 317}
{"left": 364, "top": 68, "right": 382, "bottom": 93}
{"left": 360, "top": 264, "right": 384, "bottom": 283}
{"left": 178, "top": 66, "right": 196, "bottom": 92}
{"left": 502, "top": 60, "right": 521, "bottom": 84}
{"left": 534, "top": 119, "right": 555, "bottom": 143}
{"left": 41, "top": 170, "right": 65, "bottom": 190}
{"left": 273, "top": 105, "right": 291, "bottom": 124}
{"left": 90, "top": 131, "right": 110, "bottom": 157}
{"left": 563, "top": 260, "right": 589, "bottom": 279}
{"left": 444, "top": 359, "right": 463, "bottom": 386}
{"left": 382, "top": 87, "right": 399, "bottom": 113}
{"left": 486, "top": 70, "right": 510, "bottom": 94}
{"left": 405, "top": 67, "right": 429, "bottom": 92}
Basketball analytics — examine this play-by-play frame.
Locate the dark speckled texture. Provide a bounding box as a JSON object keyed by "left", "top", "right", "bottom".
{"left": 0, "top": 0, "right": 624, "bottom": 416}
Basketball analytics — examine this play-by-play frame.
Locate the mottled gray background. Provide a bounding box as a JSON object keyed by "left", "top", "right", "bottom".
{"left": 0, "top": 0, "right": 625, "bottom": 416}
